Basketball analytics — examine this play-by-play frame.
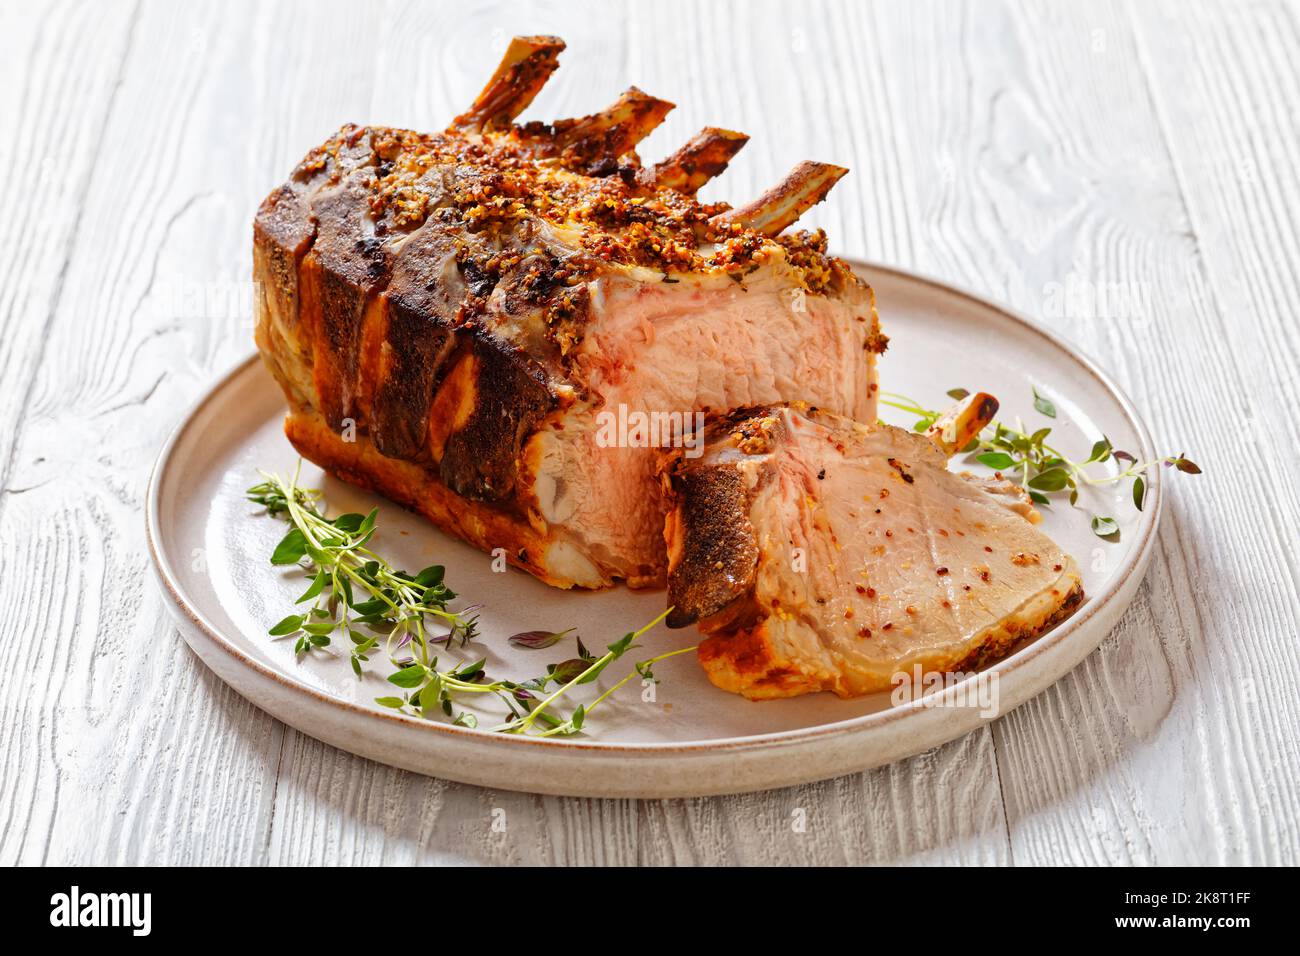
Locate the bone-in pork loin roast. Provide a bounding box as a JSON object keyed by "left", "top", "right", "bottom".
{"left": 660, "top": 399, "right": 1084, "bottom": 699}
{"left": 254, "top": 35, "right": 884, "bottom": 589}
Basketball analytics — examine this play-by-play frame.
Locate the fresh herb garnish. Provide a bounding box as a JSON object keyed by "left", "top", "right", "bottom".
{"left": 247, "top": 464, "right": 693, "bottom": 736}
{"left": 1032, "top": 387, "right": 1058, "bottom": 419}
{"left": 248, "top": 465, "right": 476, "bottom": 674}
{"left": 507, "top": 628, "right": 575, "bottom": 650}
{"left": 491, "top": 615, "right": 693, "bottom": 737}
{"left": 1091, "top": 515, "right": 1120, "bottom": 539}
{"left": 881, "top": 388, "right": 1201, "bottom": 540}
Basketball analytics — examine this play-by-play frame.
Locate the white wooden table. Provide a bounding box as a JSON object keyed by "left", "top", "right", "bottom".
{"left": 3, "top": 0, "right": 1297, "bottom": 866}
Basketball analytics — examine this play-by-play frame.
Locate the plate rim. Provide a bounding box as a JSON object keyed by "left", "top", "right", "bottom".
{"left": 146, "top": 258, "right": 1162, "bottom": 758}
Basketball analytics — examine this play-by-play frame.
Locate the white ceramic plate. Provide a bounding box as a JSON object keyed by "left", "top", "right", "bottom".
{"left": 146, "top": 261, "right": 1160, "bottom": 797}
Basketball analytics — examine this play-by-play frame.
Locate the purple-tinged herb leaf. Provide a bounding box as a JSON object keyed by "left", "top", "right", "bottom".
{"left": 549, "top": 659, "right": 589, "bottom": 684}
{"left": 508, "top": 627, "right": 575, "bottom": 650}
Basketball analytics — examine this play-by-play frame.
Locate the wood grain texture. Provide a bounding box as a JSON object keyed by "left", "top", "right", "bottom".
{"left": 0, "top": 0, "right": 1295, "bottom": 866}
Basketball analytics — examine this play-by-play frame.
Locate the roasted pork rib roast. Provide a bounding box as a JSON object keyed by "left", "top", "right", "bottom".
{"left": 660, "top": 399, "right": 1084, "bottom": 699}
{"left": 254, "top": 35, "right": 884, "bottom": 589}
{"left": 254, "top": 35, "right": 1083, "bottom": 701}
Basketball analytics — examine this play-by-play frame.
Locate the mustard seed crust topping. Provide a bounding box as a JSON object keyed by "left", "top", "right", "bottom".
{"left": 293, "top": 123, "right": 869, "bottom": 296}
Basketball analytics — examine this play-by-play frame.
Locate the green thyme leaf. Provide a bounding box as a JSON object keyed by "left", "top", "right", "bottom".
{"left": 270, "top": 528, "right": 308, "bottom": 565}
{"left": 331, "top": 512, "right": 366, "bottom": 533}
{"left": 576, "top": 656, "right": 614, "bottom": 684}
{"left": 1091, "top": 516, "right": 1120, "bottom": 538}
{"left": 453, "top": 658, "right": 486, "bottom": 680}
{"left": 1032, "top": 388, "right": 1057, "bottom": 418}
{"left": 415, "top": 565, "right": 445, "bottom": 587}
{"left": 268, "top": 614, "right": 305, "bottom": 636}
{"left": 977, "top": 452, "right": 1016, "bottom": 470}
{"left": 1028, "top": 468, "right": 1070, "bottom": 492}
{"left": 296, "top": 568, "right": 327, "bottom": 604}
{"left": 388, "top": 665, "right": 426, "bottom": 688}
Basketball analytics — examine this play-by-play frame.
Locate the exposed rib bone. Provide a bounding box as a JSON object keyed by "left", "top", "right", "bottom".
{"left": 926, "top": 392, "right": 999, "bottom": 457}
{"left": 455, "top": 35, "right": 566, "bottom": 131}
{"left": 712, "top": 161, "right": 847, "bottom": 236}
{"left": 551, "top": 87, "right": 675, "bottom": 169}
{"left": 648, "top": 127, "right": 749, "bottom": 194}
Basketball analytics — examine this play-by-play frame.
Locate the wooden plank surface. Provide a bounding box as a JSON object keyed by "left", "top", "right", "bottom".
{"left": 0, "top": 0, "right": 1295, "bottom": 866}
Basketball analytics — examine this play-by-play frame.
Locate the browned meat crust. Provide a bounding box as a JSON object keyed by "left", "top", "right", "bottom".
{"left": 661, "top": 406, "right": 783, "bottom": 626}
{"left": 283, "top": 407, "right": 569, "bottom": 587}
{"left": 662, "top": 466, "right": 761, "bottom": 629}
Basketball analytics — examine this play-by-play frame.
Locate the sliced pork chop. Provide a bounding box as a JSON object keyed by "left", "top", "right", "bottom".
{"left": 253, "top": 35, "right": 884, "bottom": 590}
{"left": 661, "top": 401, "right": 1084, "bottom": 699}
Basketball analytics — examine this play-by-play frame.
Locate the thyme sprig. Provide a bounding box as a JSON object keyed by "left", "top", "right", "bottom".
{"left": 248, "top": 465, "right": 692, "bottom": 736}
{"left": 490, "top": 611, "right": 687, "bottom": 737}
{"left": 880, "top": 387, "right": 1201, "bottom": 539}
{"left": 248, "top": 464, "right": 477, "bottom": 678}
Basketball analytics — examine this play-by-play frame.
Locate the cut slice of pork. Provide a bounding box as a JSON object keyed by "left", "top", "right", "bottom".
{"left": 660, "top": 401, "right": 1084, "bottom": 699}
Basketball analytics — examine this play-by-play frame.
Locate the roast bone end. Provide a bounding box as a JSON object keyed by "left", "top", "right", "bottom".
{"left": 455, "top": 35, "right": 567, "bottom": 131}
{"left": 712, "top": 160, "right": 849, "bottom": 236}
{"left": 457, "top": 34, "right": 848, "bottom": 221}
{"left": 926, "top": 392, "right": 1000, "bottom": 457}
{"left": 550, "top": 86, "right": 676, "bottom": 168}
{"left": 649, "top": 127, "right": 750, "bottom": 194}
{"left": 456, "top": 36, "right": 674, "bottom": 170}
